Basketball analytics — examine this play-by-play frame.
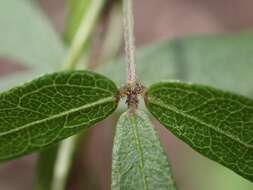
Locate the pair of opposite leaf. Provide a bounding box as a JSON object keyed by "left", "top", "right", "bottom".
{"left": 0, "top": 70, "right": 252, "bottom": 187}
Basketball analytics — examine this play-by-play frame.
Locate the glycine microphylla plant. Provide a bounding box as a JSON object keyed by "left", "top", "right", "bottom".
{"left": 0, "top": 0, "right": 253, "bottom": 190}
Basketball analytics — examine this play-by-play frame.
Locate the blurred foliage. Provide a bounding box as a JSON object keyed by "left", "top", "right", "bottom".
{"left": 183, "top": 148, "right": 253, "bottom": 190}
{"left": 0, "top": 0, "right": 65, "bottom": 90}
{"left": 98, "top": 33, "right": 253, "bottom": 97}
{"left": 0, "top": 0, "right": 65, "bottom": 69}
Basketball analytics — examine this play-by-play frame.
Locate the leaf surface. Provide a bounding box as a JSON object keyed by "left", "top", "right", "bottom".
{"left": 112, "top": 110, "right": 176, "bottom": 190}
{"left": 0, "top": 71, "right": 118, "bottom": 161}
{"left": 145, "top": 82, "right": 253, "bottom": 182}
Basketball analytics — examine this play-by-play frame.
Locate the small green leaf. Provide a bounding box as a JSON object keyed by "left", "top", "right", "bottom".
{"left": 145, "top": 82, "right": 253, "bottom": 182}
{"left": 112, "top": 110, "right": 176, "bottom": 190}
{"left": 0, "top": 71, "right": 118, "bottom": 162}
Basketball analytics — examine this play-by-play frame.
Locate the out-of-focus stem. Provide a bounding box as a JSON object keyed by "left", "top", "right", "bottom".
{"left": 51, "top": 135, "right": 80, "bottom": 190}
{"left": 63, "top": 0, "right": 105, "bottom": 70}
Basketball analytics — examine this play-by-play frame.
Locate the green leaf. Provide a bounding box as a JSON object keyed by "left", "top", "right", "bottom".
{"left": 145, "top": 82, "right": 253, "bottom": 182}
{"left": 0, "top": 0, "right": 65, "bottom": 69}
{"left": 0, "top": 71, "right": 118, "bottom": 162}
{"left": 112, "top": 110, "right": 176, "bottom": 190}
{"left": 98, "top": 33, "right": 253, "bottom": 97}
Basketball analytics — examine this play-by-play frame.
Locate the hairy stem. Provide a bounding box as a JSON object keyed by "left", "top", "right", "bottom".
{"left": 123, "top": 0, "right": 136, "bottom": 85}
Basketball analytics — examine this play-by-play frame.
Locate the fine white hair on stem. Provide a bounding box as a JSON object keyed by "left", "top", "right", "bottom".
{"left": 123, "top": 0, "right": 136, "bottom": 85}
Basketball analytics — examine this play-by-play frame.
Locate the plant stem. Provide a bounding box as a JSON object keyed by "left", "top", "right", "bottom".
{"left": 123, "top": 0, "right": 136, "bottom": 85}
{"left": 34, "top": 145, "right": 59, "bottom": 190}
{"left": 51, "top": 136, "right": 80, "bottom": 190}
{"left": 63, "top": 0, "right": 105, "bottom": 70}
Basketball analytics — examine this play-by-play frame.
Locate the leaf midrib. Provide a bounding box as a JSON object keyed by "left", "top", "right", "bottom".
{"left": 148, "top": 98, "right": 253, "bottom": 149}
{"left": 129, "top": 115, "right": 149, "bottom": 190}
{"left": 0, "top": 96, "right": 116, "bottom": 137}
